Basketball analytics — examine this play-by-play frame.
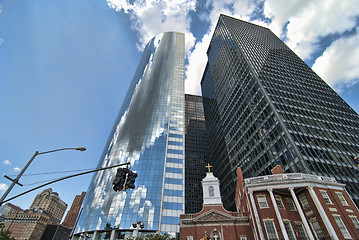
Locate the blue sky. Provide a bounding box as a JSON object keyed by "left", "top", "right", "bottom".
{"left": 1, "top": 0, "right": 359, "bottom": 215}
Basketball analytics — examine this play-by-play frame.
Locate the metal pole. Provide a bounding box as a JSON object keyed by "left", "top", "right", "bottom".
{"left": 133, "top": 227, "right": 139, "bottom": 239}
{"left": 0, "top": 151, "right": 39, "bottom": 205}
{"left": 1, "top": 162, "right": 130, "bottom": 205}
{"left": 213, "top": 214, "right": 224, "bottom": 240}
{"left": 220, "top": 223, "right": 224, "bottom": 240}
{"left": 37, "top": 147, "right": 86, "bottom": 155}
{"left": 0, "top": 147, "right": 86, "bottom": 206}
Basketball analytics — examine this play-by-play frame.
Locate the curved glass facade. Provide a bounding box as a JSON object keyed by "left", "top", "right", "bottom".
{"left": 75, "top": 32, "right": 185, "bottom": 235}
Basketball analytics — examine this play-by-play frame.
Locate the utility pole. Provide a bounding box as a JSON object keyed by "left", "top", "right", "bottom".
{"left": 1, "top": 162, "right": 130, "bottom": 205}
{"left": 0, "top": 147, "right": 86, "bottom": 206}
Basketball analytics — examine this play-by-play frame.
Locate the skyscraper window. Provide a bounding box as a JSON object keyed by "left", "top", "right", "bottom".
{"left": 201, "top": 15, "right": 359, "bottom": 210}
{"left": 74, "top": 32, "right": 185, "bottom": 236}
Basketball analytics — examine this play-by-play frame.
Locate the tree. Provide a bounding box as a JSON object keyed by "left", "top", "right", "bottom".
{"left": 104, "top": 223, "right": 112, "bottom": 239}
{"left": 0, "top": 223, "right": 15, "bottom": 240}
{"left": 129, "top": 233, "right": 177, "bottom": 240}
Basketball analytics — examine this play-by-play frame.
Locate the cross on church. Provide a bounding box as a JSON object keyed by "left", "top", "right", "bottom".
{"left": 205, "top": 163, "right": 212, "bottom": 173}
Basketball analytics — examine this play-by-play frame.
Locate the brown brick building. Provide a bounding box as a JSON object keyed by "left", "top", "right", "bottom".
{"left": 3, "top": 209, "right": 50, "bottom": 240}
{"left": 62, "top": 192, "right": 86, "bottom": 229}
{"left": 180, "top": 165, "right": 359, "bottom": 240}
{"left": 180, "top": 169, "right": 253, "bottom": 240}
{"left": 241, "top": 166, "right": 359, "bottom": 239}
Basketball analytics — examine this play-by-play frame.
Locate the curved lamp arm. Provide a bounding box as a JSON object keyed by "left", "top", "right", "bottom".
{"left": 0, "top": 147, "right": 86, "bottom": 206}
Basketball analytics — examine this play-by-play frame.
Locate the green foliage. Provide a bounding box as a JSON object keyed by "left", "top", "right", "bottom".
{"left": 104, "top": 222, "right": 112, "bottom": 230}
{"left": 0, "top": 223, "right": 15, "bottom": 240}
{"left": 103, "top": 223, "right": 113, "bottom": 239}
{"left": 128, "top": 233, "right": 177, "bottom": 240}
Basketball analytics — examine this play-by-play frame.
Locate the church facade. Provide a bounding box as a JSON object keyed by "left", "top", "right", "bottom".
{"left": 180, "top": 165, "right": 359, "bottom": 240}
{"left": 180, "top": 166, "right": 253, "bottom": 240}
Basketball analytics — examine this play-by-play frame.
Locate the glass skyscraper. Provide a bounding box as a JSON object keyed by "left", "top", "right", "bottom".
{"left": 74, "top": 32, "right": 185, "bottom": 238}
{"left": 202, "top": 15, "right": 359, "bottom": 211}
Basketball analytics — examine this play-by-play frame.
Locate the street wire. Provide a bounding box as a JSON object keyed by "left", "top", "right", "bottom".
{"left": 23, "top": 177, "right": 76, "bottom": 186}
{"left": 1, "top": 162, "right": 130, "bottom": 205}
{"left": 8, "top": 168, "right": 98, "bottom": 177}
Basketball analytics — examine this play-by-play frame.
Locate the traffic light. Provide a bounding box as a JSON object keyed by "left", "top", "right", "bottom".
{"left": 125, "top": 170, "right": 138, "bottom": 189}
{"left": 113, "top": 168, "right": 129, "bottom": 191}
{"left": 132, "top": 221, "right": 144, "bottom": 229}
{"left": 200, "top": 237, "right": 210, "bottom": 240}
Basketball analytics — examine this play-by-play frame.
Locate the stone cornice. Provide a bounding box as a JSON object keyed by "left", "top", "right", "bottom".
{"left": 245, "top": 173, "right": 344, "bottom": 192}
{"left": 180, "top": 209, "right": 248, "bottom": 226}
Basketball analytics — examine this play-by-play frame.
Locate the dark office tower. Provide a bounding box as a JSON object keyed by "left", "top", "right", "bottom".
{"left": 184, "top": 94, "right": 210, "bottom": 213}
{"left": 73, "top": 32, "right": 185, "bottom": 238}
{"left": 201, "top": 14, "right": 359, "bottom": 211}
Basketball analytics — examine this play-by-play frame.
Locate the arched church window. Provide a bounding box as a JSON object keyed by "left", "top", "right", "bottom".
{"left": 209, "top": 186, "right": 214, "bottom": 197}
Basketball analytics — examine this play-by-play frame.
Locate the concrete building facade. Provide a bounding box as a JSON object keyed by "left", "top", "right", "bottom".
{"left": 0, "top": 203, "right": 23, "bottom": 223}
{"left": 30, "top": 188, "right": 67, "bottom": 224}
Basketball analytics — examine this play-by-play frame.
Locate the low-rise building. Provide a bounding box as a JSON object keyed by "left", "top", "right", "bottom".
{"left": 240, "top": 166, "right": 359, "bottom": 240}
{"left": 0, "top": 203, "right": 23, "bottom": 223}
{"left": 3, "top": 188, "right": 67, "bottom": 239}
{"left": 3, "top": 209, "right": 50, "bottom": 240}
{"left": 180, "top": 166, "right": 253, "bottom": 240}
{"left": 180, "top": 165, "right": 359, "bottom": 240}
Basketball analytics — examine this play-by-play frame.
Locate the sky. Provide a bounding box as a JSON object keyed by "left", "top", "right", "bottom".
{"left": 1, "top": 0, "right": 359, "bottom": 217}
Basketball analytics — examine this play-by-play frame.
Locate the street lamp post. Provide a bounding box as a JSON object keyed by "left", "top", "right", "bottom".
{"left": 132, "top": 221, "right": 144, "bottom": 239}
{"left": 0, "top": 147, "right": 86, "bottom": 206}
{"left": 212, "top": 213, "right": 224, "bottom": 240}
{"left": 80, "top": 232, "right": 91, "bottom": 239}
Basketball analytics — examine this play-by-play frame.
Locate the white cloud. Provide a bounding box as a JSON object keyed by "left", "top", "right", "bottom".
{"left": 0, "top": 38, "right": 3, "bottom": 46}
{"left": 107, "top": 0, "right": 196, "bottom": 53}
{"left": 3, "top": 160, "right": 11, "bottom": 165}
{"left": 185, "top": 31, "right": 212, "bottom": 95}
{"left": 203, "top": 0, "right": 256, "bottom": 27}
{"left": 187, "top": 0, "right": 359, "bottom": 95}
{"left": 13, "top": 167, "right": 21, "bottom": 172}
{"left": 263, "top": 0, "right": 359, "bottom": 60}
{"left": 184, "top": 0, "right": 259, "bottom": 95}
{"left": 106, "top": 0, "right": 262, "bottom": 95}
{"left": 107, "top": 0, "right": 359, "bottom": 95}
{"left": 312, "top": 32, "right": 359, "bottom": 92}
{"left": 0, "top": 183, "right": 8, "bottom": 191}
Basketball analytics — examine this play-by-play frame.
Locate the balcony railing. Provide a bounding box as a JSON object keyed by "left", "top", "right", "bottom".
{"left": 181, "top": 212, "right": 248, "bottom": 219}
{"left": 244, "top": 173, "right": 337, "bottom": 185}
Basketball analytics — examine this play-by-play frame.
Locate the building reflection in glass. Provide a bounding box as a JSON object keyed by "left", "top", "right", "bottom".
{"left": 74, "top": 32, "right": 185, "bottom": 235}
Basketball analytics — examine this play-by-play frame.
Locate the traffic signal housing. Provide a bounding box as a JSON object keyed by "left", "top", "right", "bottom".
{"left": 125, "top": 170, "right": 138, "bottom": 189}
{"left": 113, "top": 168, "right": 129, "bottom": 191}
